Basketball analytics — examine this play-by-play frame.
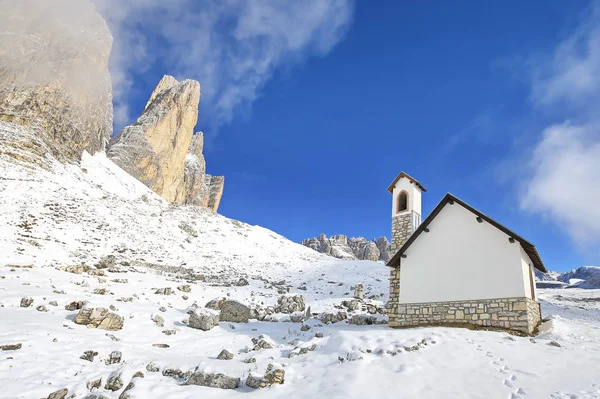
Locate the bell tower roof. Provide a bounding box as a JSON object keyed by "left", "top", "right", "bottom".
{"left": 387, "top": 171, "right": 427, "bottom": 193}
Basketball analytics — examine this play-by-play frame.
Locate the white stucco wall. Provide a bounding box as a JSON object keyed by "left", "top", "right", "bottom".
{"left": 399, "top": 203, "right": 528, "bottom": 304}
{"left": 391, "top": 178, "right": 421, "bottom": 218}
{"left": 519, "top": 246, "right": 536, "bottom": 299}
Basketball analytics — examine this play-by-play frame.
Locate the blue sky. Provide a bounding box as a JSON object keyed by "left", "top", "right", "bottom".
{"left": 101, "top": 1, "right": 600, "bottom": 272}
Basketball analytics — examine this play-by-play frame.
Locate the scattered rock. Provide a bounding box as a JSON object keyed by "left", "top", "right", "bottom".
{"left": 36, "top": 305, "right": 48, "bottom": 312}
{"left": 275, "top": 295, "right": 305, "bottom": 314}
{"left": 349, "top": 314, "right": 378, "bottom": 325}
{"left": 105, "top": 370, "right": 124, "bottom": 391}
{"left": 152, "top": 314, "right": 165, "bottom": 327}
{"left": 87, "top": 378, "right": 102, "bottom": 391}
{"left": 219, "top": 300, "right": 251, "bottom": 323}
{"left": 154, "top": 287, "right": 174, "bottom": 295}
{"left": 245, "top": 373, "right": 263, "bottom": 389}
{"left": 235, "top": 277, "right": 249, "bottom": 286}
{"left": 252, "top": 335, "right": 275, "bottom": 351}
{"left": 217, "top": 349, "right": 234, "bottom": 360}
{"left": 354, "top": 283, "right": 364, "bottom": 300}
{"left": 105, "top": 351, "right": 122, "bottom": 365}
{"left": 162, "top": 329, "right": 177, "bottom": 336}
{"left": 189, "top": 308, "right": 219, "bottom": 331}
{"left": 93, "top": 288, "right": 108, "bottom": 295}
{"left": 243, "top": 357, "right": 257, "bottom": 364}
{"left": 184, "top": 372, "right": 240, "bottom": 389}
{"left": 163, "top": 368, "right": 184, "bottom": 378}
{"left": 548, "top": 341, "right": 561, "bottom": 348}
{"left": 205, "top": 297, "right": 226, "bottom": 310}
{"left": 49, "top": 301, "right": 58, "bottom": 306}
{"left": 146, "top": 362, "right": 160, "bottom": 372}
{"left": 341, "top": 299, "right": 360, "bottom": 312}
{"left": 177, "top": 284, "right": 191, "bottom": 293}
{"left": 0, "top": 343, "right": 22, "bottom": 351}
{"left": 96, "top": 255, "right": 116, "bottom": 269}
{"left": 158, "top": 306, "right": 167, "bottom": 312}
{"left": 65, "top": 301, "right": 87, "bottom": 311}
{"left": 74, "top": 307, "right": 124, "bottom": 330}
{"left": 153, "top": 343, "right": 169, "bottom": 348}
{"left": 315, "top": 332, "right": 324, "bottom": 338}
{"left": 20, "top": 297, "right": 33, "bottom": 307}
{"left": 80, "top": 350, "right": 99, "bottom": 362}
{"left": 300, "top": 325, "right": 311, "bottom": 332}
{"left": 318, "top": 311, "right": 347, "bottom": 324}
{"left": 47, "top": 388, "right": 69, "bottom": 399}
{"left": 261, "top": 363, "right": 285, "bottom": 387}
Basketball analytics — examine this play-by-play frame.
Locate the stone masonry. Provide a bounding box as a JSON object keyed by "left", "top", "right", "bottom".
{"left": 388, "top": 213, "right": 413, "bottom": 328}
{"left": 391, "top": 213, "right": 413, "bottom": 254}
{"left": 389, "top": 296, "right": 541, "bottom": 335}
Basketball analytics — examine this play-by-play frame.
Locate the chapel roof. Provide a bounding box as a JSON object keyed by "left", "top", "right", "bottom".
{"left": 387, "top": 193, "right": 547, "bottom": 273}
{"left": 386, "top": 171, "right": 427, "bottom": 193}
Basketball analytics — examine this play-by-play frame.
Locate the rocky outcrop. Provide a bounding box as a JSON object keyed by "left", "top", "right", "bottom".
{"left": 183, "top": 133, "right": 224, "bottom": 211}
{"left": 302, "top": 234, "right": 391, "bottom": 262}
{"left": 108, "top": 76, "right": 224, "bottom": 210}
{"left": 0, "top": 0, "right": 113, "bottom": 164}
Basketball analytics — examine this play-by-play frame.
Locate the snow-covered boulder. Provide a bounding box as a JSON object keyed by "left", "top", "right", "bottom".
{"left": 275, "top": 294, "right": 306, "bottom": 314}
{"left": 189, "top": 308, "right": 219, "bottom": 331}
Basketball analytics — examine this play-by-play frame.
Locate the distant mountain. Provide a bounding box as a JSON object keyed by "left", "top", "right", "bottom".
{"left": 301, "top": 234, "right": 391, "bottom": 263}
{"left": 558, "top": 266, "right": 600, "bottom": 289}
{"left": 535, "top": 266, "right": 600, "bottom": 289}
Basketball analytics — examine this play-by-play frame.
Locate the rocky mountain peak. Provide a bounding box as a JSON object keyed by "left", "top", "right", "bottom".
{"left": 302, "top": 234, "right": 392, "bottom": 262}
{"left": 108, "top": 76, "right": 224, "bottom": 211}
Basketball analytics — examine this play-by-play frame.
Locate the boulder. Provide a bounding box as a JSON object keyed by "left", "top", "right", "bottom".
{"left": 96, "top": 255, "right": 116, "bottom": 269}
{"left": 217, "top": 349, "right": 234, "bottom": 360}
{"left": 205, "top": 297, "right": 226, "bottom": 310}
{"left": 105, "top": 351, "right": 122, "bottom": 365}
{"left": 105, "top": 370, "right": 124, "bottom": 391}
{"left": 318, "top": 311, "right": 347, "bottom": 325}
{"left": 245, "top": 373, "right": 263, "bottom": 389}
{"left": 275, "top": 295, "right": 305, "bottom": 314}
{"left": 184, "top": 372, "right": 240, "bottom": 389}
{"left": 0, "top": 0, "right": 113, "bottom": 164}
{"left": 350, "top": 314, "right": 378, "bottom": 325}
{"left": 65, "top": 301, "right": 87, "bottom": 311}
{"left": 262, "top": 363, "right": 285, "bottom": 386}
{"left": 47, "top": 388, "right": 68, "bottom": 399}
{"left": 177, "top": 284, "right": 191, "bottom": 293}
{"left": 74, "top": 307, "right": 124, "bottom": 330}
{"left": 20, "top": 297, "right": 33, "bottom": 307}
{"left": 189, "top": 308, "right": 219, "bottom": 331}
{"left": 219, "top": 300, "right": 251, "bottom": 323}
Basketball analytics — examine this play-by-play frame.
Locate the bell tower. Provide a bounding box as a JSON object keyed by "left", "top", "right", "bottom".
{"left": 387, "top": 172, "right": 426, "bottom": 254}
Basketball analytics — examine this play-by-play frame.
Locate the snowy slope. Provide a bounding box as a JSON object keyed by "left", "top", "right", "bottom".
{"left": 1, "top": 136, "right": 600, "bottom": 399}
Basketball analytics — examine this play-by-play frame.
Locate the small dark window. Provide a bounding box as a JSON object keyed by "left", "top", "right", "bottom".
{"left": 397, "top": 191, "right": 408, "bottom": 212}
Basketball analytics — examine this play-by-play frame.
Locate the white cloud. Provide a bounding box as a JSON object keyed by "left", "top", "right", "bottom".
{"left": 520, "top": 1, "right": 600, "bottom": 252}
{"left": 520, "top": 122, "right": 600, "bottom": 248}
{"left": 91, "top": 0, "right": 354, "bottom": 132}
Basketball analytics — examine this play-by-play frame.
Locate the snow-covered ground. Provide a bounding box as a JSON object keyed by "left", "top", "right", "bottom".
{"left": 1, "top": 150, "right": 600, "bottom": 399}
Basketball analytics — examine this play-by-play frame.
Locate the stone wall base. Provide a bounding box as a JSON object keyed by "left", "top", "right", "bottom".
{"left": 388, "top": 297, "right": 541, "bottom": 335}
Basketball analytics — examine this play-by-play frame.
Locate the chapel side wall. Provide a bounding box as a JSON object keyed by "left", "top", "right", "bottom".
{"left": 399, "top": 204, "right": 527, "bottom": 304}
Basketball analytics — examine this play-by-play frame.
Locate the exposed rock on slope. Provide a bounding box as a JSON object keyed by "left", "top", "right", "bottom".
{"left": 108, "top": 76, "right": 224, "bottom": 210}
{"left": 0, "top": 0, "right": 113, "bottom": 164}
{"left": 302, "top": 234, "right": 391, "bottom": 262}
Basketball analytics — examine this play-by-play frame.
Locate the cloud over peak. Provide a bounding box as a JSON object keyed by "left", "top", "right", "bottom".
{"left": 92, "top": 0, "right": 354, "bottom": 130}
